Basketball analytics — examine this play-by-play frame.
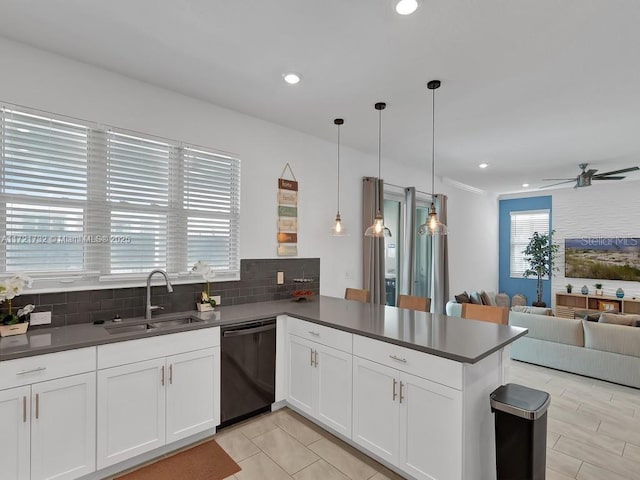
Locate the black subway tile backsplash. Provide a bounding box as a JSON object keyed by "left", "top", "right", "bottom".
{"left": 13, "top": 258, "right": 319, "bottom": 329}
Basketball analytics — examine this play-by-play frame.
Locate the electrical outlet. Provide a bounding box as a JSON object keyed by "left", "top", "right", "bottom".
{"left": 212, "top": 295, "right": 221, "bottom": 305}
{"left": 30, "top": 311, "right": 52, "bottom": 326}
{"left": 277, "top": 271, "right": 284, "bottom": 284}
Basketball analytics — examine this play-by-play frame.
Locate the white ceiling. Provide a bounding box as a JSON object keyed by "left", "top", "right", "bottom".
{"left": 1, "top": 0, "right": 639, "bottom": 193}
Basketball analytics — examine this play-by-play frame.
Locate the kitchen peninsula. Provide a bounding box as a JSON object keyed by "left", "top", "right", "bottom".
{"left": 0, "top": 296, "right": 527, "bottom": 480}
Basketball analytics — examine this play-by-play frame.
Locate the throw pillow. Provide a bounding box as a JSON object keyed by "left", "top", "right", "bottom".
{"left": 469, "top": 291, "right": 483, "bottom": 305}
{"left": 495, "top": 292, "right": 510, "bottom": 308}
{"left": 598, "top": 313, "right": 637, "bottom": 326}
{"left": 583, "top": 313, "right": 601, "bottom": 322}
{"left": 479, "top": 291, "right": 493, "bottom": 306}
{"left": 634, "top": 319, "right": 640, "bottom": 327}
{"left": 511, "top": 293, "right": 527, "bottom": 307}
{"left": 454, "top": 292, "right": 471, "bottom": 303}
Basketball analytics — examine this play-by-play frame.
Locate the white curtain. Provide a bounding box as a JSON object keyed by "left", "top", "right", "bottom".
{"left": 431, "top": 194, "right": 450, "bottom": 313}
{"left": 362, "top": 177, "right": 385, "bottom": 304}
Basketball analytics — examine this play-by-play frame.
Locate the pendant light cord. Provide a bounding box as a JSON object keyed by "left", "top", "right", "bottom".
{"left": 377, "top": 107, "right": 382, "bottom": 211}
{"left": 337, "top": 123, "right": 341, "bottom": 211}
{"left": 431, "top": 86, "right": 436, "bottom": 197}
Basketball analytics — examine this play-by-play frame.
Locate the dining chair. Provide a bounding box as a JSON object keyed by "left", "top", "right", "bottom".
{"left": 397, "top": 294, "right": 431, "bottom": 312}
{"left": 461, "top": 303, "right": 509, "bottom": 325}
{"left": 344, "top": 288, "right": 370, "bottom": 303}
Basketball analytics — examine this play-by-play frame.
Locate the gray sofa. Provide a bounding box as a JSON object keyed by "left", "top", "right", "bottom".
{"left": 447, "top": 303, "right": 640, "bottom": 388}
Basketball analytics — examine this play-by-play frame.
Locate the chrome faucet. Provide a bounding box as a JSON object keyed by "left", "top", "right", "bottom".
{"left": 146, "top": 269, "right": 174, "bottom": 319}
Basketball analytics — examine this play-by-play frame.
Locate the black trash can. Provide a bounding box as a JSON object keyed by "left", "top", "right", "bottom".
{"left": 490, "top": 383, "right": 551, "bottom": 480}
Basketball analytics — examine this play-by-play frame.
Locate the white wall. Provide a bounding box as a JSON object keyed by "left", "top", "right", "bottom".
{"left": 0, "top": 37, "right": 499, "bottom": 301}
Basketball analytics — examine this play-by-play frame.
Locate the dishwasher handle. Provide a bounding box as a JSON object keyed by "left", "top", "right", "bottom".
{"left": 223, "top": 323, "right": 276, "bottom": 337}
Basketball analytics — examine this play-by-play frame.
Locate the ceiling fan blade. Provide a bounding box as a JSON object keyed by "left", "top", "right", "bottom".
{"left": 541, "top": 178, "right": 575, "bottom": 181}
{"left": 585, "top": 169, "right": 598, "bottom": 177}
{"left": 539, "top": 180, "right": 575, "bottom": 189}
{"left": 593, "top": 176, "right": 625, "bottom": 180}
{"left": 594, "top": 166, "right": 640, "bottom": 176}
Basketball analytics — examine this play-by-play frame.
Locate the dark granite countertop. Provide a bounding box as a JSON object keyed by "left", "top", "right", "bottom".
{"left": 0, "top": 296, "right": 527, "bottom": 364}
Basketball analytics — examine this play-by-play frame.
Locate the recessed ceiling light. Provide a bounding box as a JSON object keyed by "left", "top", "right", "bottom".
{"left": 395, "top": 0, "right": 419, "bottom": 15}
{"left": 522, "top": 183, "right": 530, "bottom": 188}
{"left": 283, "top": 73, "right": 301, "bottom": 85}
{"left": 479, "top": 163, "right": 489, "bottom": 169}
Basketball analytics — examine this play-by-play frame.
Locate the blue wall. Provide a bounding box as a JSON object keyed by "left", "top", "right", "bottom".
{"left": 499, "top": 196, "right": 553, "bottom": 306}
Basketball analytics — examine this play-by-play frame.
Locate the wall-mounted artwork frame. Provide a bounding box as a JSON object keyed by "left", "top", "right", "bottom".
{"left": 565, "top": 237, "right": 640, "bottom": 281}
{"left": 277, "top": 163, "right": 298, "bottom": 256}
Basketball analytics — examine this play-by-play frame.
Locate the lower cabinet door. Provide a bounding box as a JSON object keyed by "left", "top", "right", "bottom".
{"left": 399, "top": 372, "right": 462, "bottom": 480}
{"left": 166, "top": 347, "right": 218, "bottom": 443}
{"left": 286, "top": 335, "right": 315, "bottom": 416}
{"left": 0, "top": 385, "right": 31, "bottom": 480}
{"left": 352, "top": 356, "right": 399, "bottom": 465}
{"left": 315, "top": 343, "right": 352, "bottom": 437}
{"left": 97, "top": 358, "right": 166, "bottom": 469}
{"left": 30, "top": 372, "right": 96, "bottom": 480}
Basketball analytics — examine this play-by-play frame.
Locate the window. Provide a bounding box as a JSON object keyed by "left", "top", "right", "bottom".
{"left": 0, "top": 106, "right": 241, "bottom": 288}
{"left": 510, "top": 210, "right": 550, "bottom": 278}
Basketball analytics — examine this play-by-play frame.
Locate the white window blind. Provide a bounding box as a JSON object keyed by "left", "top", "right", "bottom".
{"left": 0, "top": 105, "right": 241, "bottom": 287}
{"left": 510, "top": 210, "right": 550, "bottom": 278}
{"left": 1, "top": 109, "right": 88, "bottom": 272}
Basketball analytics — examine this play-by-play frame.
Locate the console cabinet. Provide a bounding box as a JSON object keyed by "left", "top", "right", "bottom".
{"left": 555, "top": 292, "right": 640, "bottom": 317}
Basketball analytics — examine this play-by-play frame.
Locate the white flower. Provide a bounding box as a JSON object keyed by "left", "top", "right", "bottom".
{"left": 17, "top": 304, "right": 35, "bottom": 317}
{"left": 192, "top": 261, "right": 216, "bottom": 282}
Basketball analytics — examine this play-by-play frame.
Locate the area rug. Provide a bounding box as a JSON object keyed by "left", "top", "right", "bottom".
{"left": 116, "top": 439, "right": 240, "bottom": 480}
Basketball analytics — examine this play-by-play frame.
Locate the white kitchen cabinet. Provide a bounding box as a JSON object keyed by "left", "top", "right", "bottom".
{"left": 0, "top": 385, "right": 30, "bottom": 480}
{"left": 31, "top": 372, "right": 96, "bottom": 480}
{"left": 286, "top": 332, "right": 352, "bottom": 437}
{"left": 166, "top": 348, "right": 218, "bottom": 443}
{"left": 96, "top": 329, "right": 220, "bottom": 469}
{"left": 352, "top": 355, "right": 462, "bottom": 480}
{"left": 97, "top": 358, "right": 167, "bottom": 469}
{"left": 0, "top": 347, "right": 96, "bottom": 480}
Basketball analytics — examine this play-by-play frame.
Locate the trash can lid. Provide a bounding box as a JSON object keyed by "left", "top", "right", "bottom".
{"left": 490, "top": 383, "right": 551, "bottom": 420}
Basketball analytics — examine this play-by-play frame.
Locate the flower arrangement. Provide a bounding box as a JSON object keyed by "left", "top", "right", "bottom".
{"left": 0, "top": 274, "right": 34, "bottom": 325}
{"left": 192, "top": 261, "right": 217, "bottom": 311}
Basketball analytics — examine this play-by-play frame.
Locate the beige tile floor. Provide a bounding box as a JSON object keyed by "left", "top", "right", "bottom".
{"left": 218, "top": 360, "right": 640, "bottom": 480}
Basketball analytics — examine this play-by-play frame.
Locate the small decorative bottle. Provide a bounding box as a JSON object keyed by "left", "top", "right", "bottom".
{"left": 616, "top": 288, "right": 625, "bottom": 299}
{"left": 581, "top": 285, "right": 589, "bottom": 295}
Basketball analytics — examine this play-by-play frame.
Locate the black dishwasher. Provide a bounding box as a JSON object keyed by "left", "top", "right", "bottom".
{"left": 220, "top": 318, "right": 276, "bottom": 427}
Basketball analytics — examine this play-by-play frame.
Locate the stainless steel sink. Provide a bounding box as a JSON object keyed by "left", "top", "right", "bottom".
{"left": 147, "top": 317, "right": 202, "bottom": 329}
{"left": 105, "top": 323, "right": 151, "bottom": 334}
{"left": 105, "top": 316, "right": 202, "bottom": 334}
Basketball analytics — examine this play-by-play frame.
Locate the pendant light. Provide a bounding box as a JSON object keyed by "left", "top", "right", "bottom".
{"left": 365, "top": 102, "right": 392, "bottom": 238}
{"left": 331, "top": 118, "right": 347, "bottom": 236}
{"left": 418, "top": 80, "right": 448, "bottom": 236}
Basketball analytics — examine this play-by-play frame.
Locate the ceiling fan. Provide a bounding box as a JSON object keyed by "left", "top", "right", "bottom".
{"left": 541, "top": 163, "right": 640, "bottom": 188}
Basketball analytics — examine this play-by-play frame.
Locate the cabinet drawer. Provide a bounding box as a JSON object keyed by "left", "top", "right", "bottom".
{"left": 287, "top": 317, "right": 352, "bottom": 353}
{"left": 0, "top": 347, "right": 96, "bottom": 390}
{"left": 353, "top": 335, "right": 462, "bottom": 390}
{"left": 98, "top": 327, "right": 219, "bottom": 369}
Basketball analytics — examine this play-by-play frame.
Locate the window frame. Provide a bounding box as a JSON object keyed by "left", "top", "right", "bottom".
{"left": 0, "top": 104, "right": 241, "bottom": 293}
{"left": 509, "top": 209, "right": 550, "bottom": 279}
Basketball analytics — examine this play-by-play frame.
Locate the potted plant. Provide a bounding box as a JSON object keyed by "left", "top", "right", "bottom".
{"left": 0, "top": 274, "right": 35, "bottom": 337}
{"left": 523, "top": 231, "right": 559, "bottom": 307}
{"left": 594, "top": 283, "right": 603, "bottom": 296}
{"left": 565, "top": 283, "right": 573, "bottom": 293}
{"left": 192, "top": 261, "right": 217, "bottom": 312}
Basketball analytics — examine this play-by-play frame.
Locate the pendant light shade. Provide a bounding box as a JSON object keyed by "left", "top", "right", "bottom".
{"left": 418, "top": 80, "right": 448, "bottom": 236}
{"left": 331, "top": 118, "right": 347, "bottom": 236}
{"left": 365, "top": 102, "right": 392, "bottom": 238}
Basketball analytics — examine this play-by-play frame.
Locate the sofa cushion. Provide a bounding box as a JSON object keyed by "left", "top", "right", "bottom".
{"left": 454, "top": 292, "right": 471, "bottom": 303}
{"left": 480, "top": 290, "right": 495, "bottom": 306}
{"left": 511, "top": 305, "right": 553, "bottom": 316}
{"left": 599, "top": 313, "right": 640, "bottom": 326}
{"left": 495, "top": 293, "right": 510, "bottom": 308}
{"left": 469, "top": 291, "right": 483, "bottom": 305}
{"left": 509, "top": 311, "right": 584, "bottom": 346}
{"left": 583, "top": 320, "right": 640, "bottom": 358}
{"left": 511, "top": 293, "right": 527, "bottom": 307}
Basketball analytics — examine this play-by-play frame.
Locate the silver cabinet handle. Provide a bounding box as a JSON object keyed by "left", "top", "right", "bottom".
{"left": 399, "top": 381, "right": 405, "bottom": 404}
{"left": 161, "top": 366, "right": 165, "bottom": 386}
{"left": 314, "top": 350, "right": 318, "bottom": 367}
{"left": 35, "top": 393, "right": 39, "bottom": 419}
{"left": 169, "top": 364, "right": 173, "bottom": 385}
{"left": 389, "top": 355, "right": 407, "bottom": 363}
{"left": 23, "top": 396, "right": 27, "bottom": 423}
{"left": 310, "top": 348, "right": 314, "bottom": 366}
{"left": 17, "top": 367, "right": 46, "bottom": 375}
{"left": 392, "top": 378, "right": 398, "bottom": 401}
{"left": 309, "top": 331, "right": 320, "bottom": 337}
